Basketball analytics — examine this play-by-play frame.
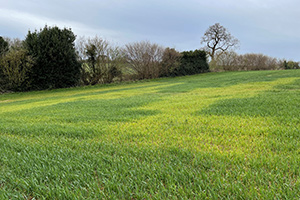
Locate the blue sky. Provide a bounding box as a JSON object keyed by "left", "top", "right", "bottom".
{"left": 1, "top": 0, "right": 300, "bottom": 60}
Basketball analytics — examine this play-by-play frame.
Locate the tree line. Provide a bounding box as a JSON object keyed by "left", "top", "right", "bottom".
{"left": 1, "top": 23, "right": 299, "bottom": 93}
{"left": 0, "top": 26, "right": 208, "bottom": 92}
{"left": 200, "top": 23, "right": 299, "bottom": 72}
{"left": 210, "top": 51, "right": 299, "bottom": 72}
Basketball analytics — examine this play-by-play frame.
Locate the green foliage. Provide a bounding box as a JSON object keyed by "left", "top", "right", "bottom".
{"left": 24, "top": 26, "right": 80, "bottom": 90}
{"left": 106, "top": 65, "right": 122, "bottom": 83}
{"left": 0, "top": 37, "right": 33, "bottom": 92}
{"left": 0, "top": 38, "right": 9, "bottom": 92}
{"left": 0, "top": 48, "right": 34, "bottom": 91}
{"left": 284, "top": 60, "right": 300, "bottom": 69}
{"left": 160, "top": 47, "right": 182, "bottom": 77}
{"left": 1, "top": 70, "right": 300, "bottom": 198}
{"left": 0, "top": 36, "right": 9, "bottom": 56}
{"left": 84, "top": 43, "right": 101, "bottom": 85}
{"left": 172, "top": 49, "right": 209, "bottom": 76}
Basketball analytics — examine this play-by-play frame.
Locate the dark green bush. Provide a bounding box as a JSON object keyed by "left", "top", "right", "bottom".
{"left": 25, "top": 26, "right": 80, "bottom": 90}
{"left": 172, "top": 50, "right": 209, "bottom": 76}
{"left": 0, "top": 37, "right": 10, "bottom": 92}
{"left": 283, "top": 60, "right": 300, "bottom": 70}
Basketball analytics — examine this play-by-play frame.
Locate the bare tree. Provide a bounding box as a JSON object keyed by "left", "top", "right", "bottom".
{"left": 214, "top": 52, "right": 280, "bottom": 71}
{"left": 124, "top": 41, "right": 165, "bottom": 79}
{"left": 76, "top": 36, "right": 122, "bottom": 85}
{"left": 3, "top": 37, "right": 23, "bottom": 50}
{"left": 240, "top": 53, "right": 279, "bottom": 71}
{"left": 201, "top": 23, "right": 239, "bottom": 61}
{"left": 214, "top": 51, "right": 239, "bottom": 71}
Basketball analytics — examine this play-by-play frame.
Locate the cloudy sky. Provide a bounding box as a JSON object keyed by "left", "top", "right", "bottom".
{"left": 1, "top": 0, "right": 300, "bottom": 60}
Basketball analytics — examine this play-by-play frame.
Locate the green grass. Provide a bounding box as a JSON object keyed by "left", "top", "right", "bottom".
{"left": 0, "top": 70, "right": 300, "bottom": 199}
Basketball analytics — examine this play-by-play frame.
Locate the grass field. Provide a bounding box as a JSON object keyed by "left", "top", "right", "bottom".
{"left": 0, "top": 70, "right": 300, "bottom": 199}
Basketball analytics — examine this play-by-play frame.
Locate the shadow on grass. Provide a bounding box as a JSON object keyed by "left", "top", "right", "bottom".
{"left": 0, "top": 94, "right": 161, "bottom": 139}
{"left": 156, "top": 70, "right": 300, "bottom": 93}
{"left": 0, "top": 82, "right": 164, "bottom": 108}
{"left": 194, "top": 77, "right": 300, "bottom": 123}
{"left": 2, "top": 70, "right": 300, "bottom": 106}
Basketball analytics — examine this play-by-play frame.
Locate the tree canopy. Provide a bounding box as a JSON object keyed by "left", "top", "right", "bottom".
{"left": 25, "top": 26, "right": 80, "bottom": 90}
{"left": 201, "top": 23, "right": 239, "bottom": 61}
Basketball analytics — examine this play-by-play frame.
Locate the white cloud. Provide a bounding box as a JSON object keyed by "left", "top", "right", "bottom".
{"left": 1, "top": 0, "right": 300, "bottom": 60}
{"left": 0, "top": 8, "right": 123, "bottom": 42}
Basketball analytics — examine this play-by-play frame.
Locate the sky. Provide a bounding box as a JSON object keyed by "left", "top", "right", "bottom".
{"left": 1, "top": 0, "right": 300, "bottom": 61}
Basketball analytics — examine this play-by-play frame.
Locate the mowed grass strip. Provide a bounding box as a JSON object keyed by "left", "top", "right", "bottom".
{"left": 0, "top": 70, "right": 300, "bottom": 199}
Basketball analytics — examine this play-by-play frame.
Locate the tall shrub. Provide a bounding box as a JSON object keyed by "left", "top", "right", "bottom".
{"left": 0, "top": 48, "right": 34, "bottom": 91}
{"left": 173, "top": 50, "right": 209, "bottom": 76}
{"left": 0, "top": 37, "right": 9, "bottom": 92}
{"left": 0, "top": 37, "right": 9, "bottom": 56}
{"left": 160, "top": 48, "right": 182, "bottom": 77}
{"left": 284, "top": 61, "right": 300, "bottom": 69}
{"left": 25, "top": 26, "right": 80, "bottom": 90}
